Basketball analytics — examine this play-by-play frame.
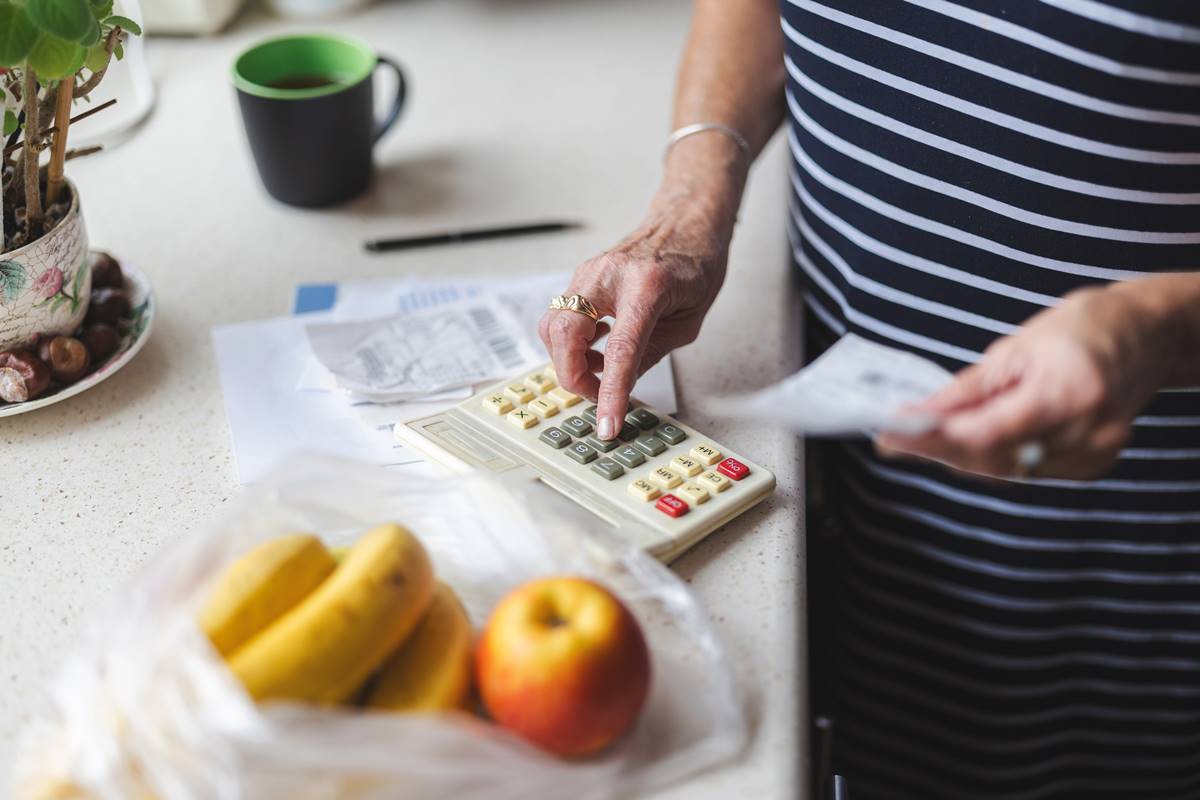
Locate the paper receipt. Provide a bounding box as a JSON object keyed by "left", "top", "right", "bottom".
{"left": 305, "top": 299, "right": 541, "bottom": 401}
{"left": 729, "top": 334, "right": 955, "bottom": 436}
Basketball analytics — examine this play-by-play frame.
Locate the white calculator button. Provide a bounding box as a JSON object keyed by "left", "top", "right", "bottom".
{"left": 628, "top": 478, "right": 661, "bottom": 502}
{"left": 548, "top": 386, "right": 581, "bottom": 408}
{"left": 648, "top": 466, "right": 682, "bottom": 490}
{"left": 481, "top": 394, "right": 512, "bottom": 415}
{"left": 504, "top": 383, "right": 534, "bottom": 404}
{"left": 679, "top": 483, "right": 710, "bottom": 506}
{"left": 690, "top": 443, "right": 722, "bottom": 466}
{"left": 698, "top": 470, "right": 731, "bottom": 493}
{"left": 524, "top": 372, "right": 556, "bottom": 394}
{"left": 507, "top": 408, "right": 538, "bottom": 429}
{"left": 670, "top": 455, "right": 703, "bottom": 477}
{"left": 527, "top": 397, "right": 559, "bottom": 418}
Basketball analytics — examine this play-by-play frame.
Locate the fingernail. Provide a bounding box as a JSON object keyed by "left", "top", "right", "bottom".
{"left": 597, "top": 416, "right": 615, "bottom": 440}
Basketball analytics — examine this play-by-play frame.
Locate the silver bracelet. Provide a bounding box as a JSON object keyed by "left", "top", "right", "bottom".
{"left": 664, "top": 122, "right": 751, "bottom": 160}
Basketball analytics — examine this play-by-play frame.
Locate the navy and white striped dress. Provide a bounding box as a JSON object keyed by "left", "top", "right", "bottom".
{"left": 781, "top": 1, "right": 1200, "bottom": 797}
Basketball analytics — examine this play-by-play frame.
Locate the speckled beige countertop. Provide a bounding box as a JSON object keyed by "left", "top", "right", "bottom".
{"left": 0, "top": 1, "right": 806, "bottom": 796}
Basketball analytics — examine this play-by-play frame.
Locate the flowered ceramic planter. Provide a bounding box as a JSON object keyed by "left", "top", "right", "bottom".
{"left": 0, "top": 182, "right": 90, "bottom": 351}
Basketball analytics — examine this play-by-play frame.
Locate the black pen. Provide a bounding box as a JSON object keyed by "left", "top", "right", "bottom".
{"left": 364, "top": 220, "right": 584, "bottom": 253}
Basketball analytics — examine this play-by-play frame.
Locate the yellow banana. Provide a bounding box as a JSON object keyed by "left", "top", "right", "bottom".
{"left": 229, "top": 523, "right": 435, "bottom": 704}
{"left": 330, "top": 545, "right": 352, "bottom": 563}
{"left": 367, "top": 582, "right": 474, "bottom": 712}
{"left": 200, "top": 533, "right": 337, "bottom": 657}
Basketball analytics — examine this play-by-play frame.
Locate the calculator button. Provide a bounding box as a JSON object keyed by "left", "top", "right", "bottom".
{"left": 524, "top": 372, "right": 556, "bottom": 394}
{"left": 582, "top": 405, "right": 599, "bottom": 424}
{"left": 548, "top": 386, "right": 581, "bottom": 408}
{"left": 679, "top": 483, "right": 710, "bottom": 506}
{"left": 587, "top": 435, "right": 618, "bottom": 452}
{"left": 655, "top": 494, "right": 689, "bottom": 518}
{"left": 699, "top": 470, "right": 731, "bottom": 493}
{"left": 591, "top": 458, "right": 625, "bottom": 481}
{"left": 648, "top": 467, "right": 682, "bottom": 490}
{"left": 565, "top": 441, "right": 598, "bottom": 464}
{"left": 560, "top": 416, "right": 593, "bottom": 437}
{"left": 613, "top": 446, "right": 646, "bottom": 468}
{"left": 481, "top": 394, "right": 512, "bottom": 415}
{"left": 507, "top": 408, "right": 538, "bottom": 429}
{"left": 633, "top": 435, "right": 667, "bottom": 457}
{"left": 717, "top": 457, "right": 751, "bottom": 481}
{"left": 656, "top": 424, "right": 687, "bottom": 445}
{"left": 539, "top": 427, "right": 571, "bottom": 449}
{"left": 618, "top": 422, "right": 640, "bottom": 442}
{"left": 670, "top": 455, "right": 703, "bottom": 477}
{"left": 628, "top": 478, "right": 660, "bottom": 501}
{"left": 626, "top": 408, "right": 660, "bottom": 430}
{"left": 527, "top": 397, "right": 559, "bottom": 418}
{"left": 690, "top": 443, "right": 722, "bottom": 465}
{"left": 504, "top": 383, "right": 534, "bottom": 404}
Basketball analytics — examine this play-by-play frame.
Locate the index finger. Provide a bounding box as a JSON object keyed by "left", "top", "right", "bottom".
{"left": 594, "top": 303, "right": 657, "bottom": 439}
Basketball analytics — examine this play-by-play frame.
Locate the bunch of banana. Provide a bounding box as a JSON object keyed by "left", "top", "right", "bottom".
{"left": 199, "top": 523, "right": 474, "bottom": 712}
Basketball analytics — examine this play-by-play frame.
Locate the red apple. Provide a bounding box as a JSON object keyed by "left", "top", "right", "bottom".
{"left": 475, "top": 576, "right": 651, "bottom": 757}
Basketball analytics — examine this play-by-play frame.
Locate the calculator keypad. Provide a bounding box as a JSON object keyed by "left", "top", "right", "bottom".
{"left": 474, "top": 368, "right": 761, "bottom": 534}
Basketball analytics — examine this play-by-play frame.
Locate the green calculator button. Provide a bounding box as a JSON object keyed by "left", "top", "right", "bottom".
{"left": 561, "top": 416, "right": 593, "bottom": 437}
{"left": 618, "top": 422, "right": 640, "bottom": 441}
{"left": 613, "top": 445, "right": 645, "bottom": 468}
{"left": 582, "top": 405, "right": 599, "bottom": 424}
{"left": 656, "top": 424, "right": 687, "bottom": 445}
{"left": 565, "top": 441, "right": 598, "bottom": 464}
{"left": 626, "top": 407, "right": 660, "bottom": 430}
{"left": 587, "top": 435, "right": 618, "bottom": 452}
{"left": 633, "top": 435, "right": 667, "bottom": 457}
{"left": 591, "top": 458, "right": 625, "bottom": 481}
{"left": 539, "top": 427, "right": 571, "bottom": 449}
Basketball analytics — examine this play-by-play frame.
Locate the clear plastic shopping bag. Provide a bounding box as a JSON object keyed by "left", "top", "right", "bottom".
{"left": 13, "top": 455, "right": 747, "bottom": 799}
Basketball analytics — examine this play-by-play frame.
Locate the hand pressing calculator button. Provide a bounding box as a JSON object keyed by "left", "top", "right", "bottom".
{"left": 395, "top": 362, "right": 776, "bottom": 562}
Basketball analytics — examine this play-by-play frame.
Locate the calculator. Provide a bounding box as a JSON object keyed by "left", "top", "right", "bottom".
{"left": 394, "top": 364, "right": 775, "bottom": 561}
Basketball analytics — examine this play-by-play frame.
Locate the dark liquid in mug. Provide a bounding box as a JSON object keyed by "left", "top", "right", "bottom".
{"left": 268, "top": 74, "right": 339, "bottom": 90}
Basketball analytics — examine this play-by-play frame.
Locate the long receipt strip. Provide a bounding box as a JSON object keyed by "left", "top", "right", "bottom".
{"left": 732, "top": 334, "right": 954, "bottom": 436}
{"left": 305, "top": 299, "right": 540, "bottom": 402}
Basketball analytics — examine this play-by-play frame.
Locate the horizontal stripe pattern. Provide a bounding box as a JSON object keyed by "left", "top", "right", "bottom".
{"left": 783, "top": 2, "right": 1200, "bottom": 797}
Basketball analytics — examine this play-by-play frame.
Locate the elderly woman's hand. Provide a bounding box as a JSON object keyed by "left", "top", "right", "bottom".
{"left": 539, "top": 189, "right": 734, "bottom": 440}
{"left": 875, "top": 283, "right": 1177, "bottom": 480}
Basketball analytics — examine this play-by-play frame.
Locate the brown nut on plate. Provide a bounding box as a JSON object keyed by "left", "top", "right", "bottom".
{"left": 0, "top": 351, "right": 51, "bottom": 403}
{"left": 85, "top": 288, "right": 130, "bottom": 326}
{"left": 38, "top": 336, "right": 90, "bottom": 382}
{"left": 82, "top": 324, "right": 121, "bottom": 362}
{"left": 90, "top": 252, "right": 124, "bottom": 289}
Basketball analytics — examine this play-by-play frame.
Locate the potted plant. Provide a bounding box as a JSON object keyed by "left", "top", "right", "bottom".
{"left": 0, "top": 0, "right": 140, "bottom": 403}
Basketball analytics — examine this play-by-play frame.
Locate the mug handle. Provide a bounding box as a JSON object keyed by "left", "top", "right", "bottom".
{"left": 373, "top": 55, "right": 407, "bottom": 143}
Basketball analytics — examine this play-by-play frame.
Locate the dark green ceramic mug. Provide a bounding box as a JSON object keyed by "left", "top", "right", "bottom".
{"left": 233, "top": 34, "right": 406, "bottom": 207}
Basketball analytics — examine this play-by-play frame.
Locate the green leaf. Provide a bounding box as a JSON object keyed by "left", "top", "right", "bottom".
{"left": 0, "top": 261, "right": 27, "bottom": 302}
{"left": 70, "top": 259, "right": 86, "bottom": 297}
{"left": 27, "top": 0, "right": 94, "bottom": 43}
{"left": 90, "top": 0, "right": 112, "bottom": 19}
{"left": 27, "top": 34, "right": 84, "bottom": 79}
{"left": 0, "top": 5, "right": 40, "bottom": 66}
{"left": 79, "top": 14, "right": 99, "bottom": 46}
{"left": 84, "top": 41, "right": 107, "bottom": 72}
{"left": 113, "top": 41, "right": 122, "bottom": 60}
{"left": 2, "top": 110, "right": 16, "bottom": 136}
{"left": 103, "top": 14, "right": 140, "bottom": 35}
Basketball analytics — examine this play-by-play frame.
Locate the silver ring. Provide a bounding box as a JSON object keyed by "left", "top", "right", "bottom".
{"left": 1013, "top": 441, "right": 1045, "bottom": 479}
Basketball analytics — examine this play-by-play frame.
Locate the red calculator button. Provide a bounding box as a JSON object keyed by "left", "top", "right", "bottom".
{"left": 655, "top": 494, "right": 689, "bottom": 518}
{"left": 717, "top": 458, "right": 750, "bottom": 481}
